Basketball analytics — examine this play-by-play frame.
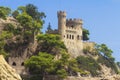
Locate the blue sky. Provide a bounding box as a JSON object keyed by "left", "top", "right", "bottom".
{"left": 0, "top": 0, "right": 120, "bottom": 61}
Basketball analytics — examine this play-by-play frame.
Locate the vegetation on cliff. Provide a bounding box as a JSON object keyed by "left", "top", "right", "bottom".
{"left": 0, "top": 4, "right": 45, "bottom": 57}
{"left": 0, "top": 6, "right": 11, "bottom": 20}
{"left": 0, "top": 4, "right": 120, "bottom": 80}
{"left": 83, "top": 28, "right": 90, "bottom": 41}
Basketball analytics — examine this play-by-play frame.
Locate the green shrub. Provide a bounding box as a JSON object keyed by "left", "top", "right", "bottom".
{"left": 57, "top": 69, "right": 67, "bottom": 79}
{"left": 76, "top": 56, "right": 101, "bottom": 76}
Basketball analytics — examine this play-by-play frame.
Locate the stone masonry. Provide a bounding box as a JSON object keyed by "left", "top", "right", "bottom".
{"left": 57, "top": 11, "right": 83, "bottom": 57}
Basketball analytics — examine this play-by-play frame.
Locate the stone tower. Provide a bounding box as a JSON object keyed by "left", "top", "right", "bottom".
{"left": 57, "top": 11, "right": 83, "bottom": 57}
{"left": 57, "top": 11, "right": 66, "bottom": 40}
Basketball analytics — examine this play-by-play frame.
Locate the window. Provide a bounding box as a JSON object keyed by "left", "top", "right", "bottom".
{"left": 12, "top": 62, "right": 16, "bottom": 66}
{"left": 72, "top": 35, "right": 74, "bottom": 39}
{"left": 21, "top": 62, "right": 24, "bottom": 66}
{"left": 77, "top": 35, "right": 80, "bottom": 40}
{"left": 67, "top": 34, "right": 69, "bottom": 39}
{"left": 71, "top": 25, "right": 74, "bottom": 28}
{"left": 70, "top": 35, "right": 71, "bottom": 39}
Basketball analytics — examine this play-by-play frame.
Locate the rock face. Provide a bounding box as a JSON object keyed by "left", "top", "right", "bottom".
{"left": 0, "top": 55, "right": 22, "bottom": 80}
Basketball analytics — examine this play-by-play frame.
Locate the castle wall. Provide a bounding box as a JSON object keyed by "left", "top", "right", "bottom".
{"left": 46, "top": 29, "right": 58, "bottom": 34}
{"left": 64, "top": 24, "right": 83, "bottom": 57}
{"left": 57, "top": 11, "right": 83, "bottom": 58}
{"left": 8, "top": 57, "right": 27, "bottom": 75}
{"left": 83, "top": 42, "right": 95, "bottom": 52}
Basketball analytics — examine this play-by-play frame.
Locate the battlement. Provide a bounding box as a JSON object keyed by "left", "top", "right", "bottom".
{"left": 57, "top": 11, "right": 66, "bottom": 17}
{"left": 66, "top": 18, "right": 83, "bottom": 24}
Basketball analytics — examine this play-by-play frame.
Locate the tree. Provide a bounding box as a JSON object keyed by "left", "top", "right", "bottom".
{"left": 16, "top": 13, "right": 33, "bottom": 42}
{"left": 76, "top": 56, "right": 101, "bottom": 76}
{"left": 47, "top": 22, "right": 52, "bottom": 31}
{"left": 56, "top": 69, "right": 67, "bottom": 79}
{"left": 67, "top": 59, "right": 81, "bottom": 76}
{"left": 4, "top": 23, "right": 15, "bottom": 33}
{"left": 0, "top": 6, "right": 11, "bottom": 19}
{"left": 1, "top": 4, "right": 45, "bottom": 58}
{"left": 0, "top": 6, "right": 11, "bottom": 16}
{"left": 15, "top": 4, "right": 45, "bottom": 43}
{"left": 97, "top": 44, "right": 113, "bottom": 60}
{"left": 0, "top": 10, "right": 6, "bottom": 20}
{"left": 25, "top": 52, "right": 54, "bottom": 79}
{"left": 26, "top": 4, "right": 46, "bottom": 20}
{"left": 17, "top": 6, "right": 26, "bottom": 13}
{"left": 25, "top": 51, "right": 69, "bottom": 79}
{"left": 117, "top": 62, "right": 120, "bottom": 68}
{"left": 12, "top": 10, "right": 19, "bottom": 18}
{"left": 36, "top": 34, "right": 66, "bottom": 54}
{"left": 96, "top": 44, "right": 119, "bottom": 74}
{"left": 82, "top": 28, "right": 90, "bottom": 41}
{"left": 0, "top": 31, "right": 12, "bottom": 56}
{"left": 17, "top": 13, "right": 32, "bottom": 27}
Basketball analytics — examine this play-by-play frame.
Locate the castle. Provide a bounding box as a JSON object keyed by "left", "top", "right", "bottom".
{"left": 47, "top": 11, "right": 84, "bottom": 57}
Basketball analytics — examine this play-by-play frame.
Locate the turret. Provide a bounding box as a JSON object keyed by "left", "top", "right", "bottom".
{"left": 66, "top": 18, "right": 83, "bottom": 28}
{"left": 57, "top": 11, "right": 66, "bottom": 39}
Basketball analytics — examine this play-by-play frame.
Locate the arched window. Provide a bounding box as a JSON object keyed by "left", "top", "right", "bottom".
{"left": 12, "top": 62, "right": 16, "bottom": 66}
{"left": 70, "top": 35, "right": 71, "bottom": 39}
{"left": 21, "top": 62, "right": 24, "bottom": 66}
{"left": 64, "top": 35, "right": 65, "bottom": 38}
{"left": 72, "top": 35, "right": 74, "bottom": 39}
{"left": 77, "top": 35, "right": 80, "bottom": 40}
{"left": 67, "top": 34, "right": 69, "bottom": 39}
{"left": 71, "top": 25, "right": 74, "bottom": 28}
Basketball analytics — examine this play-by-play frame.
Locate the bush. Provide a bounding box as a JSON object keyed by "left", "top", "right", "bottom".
{"left": 76, "top": 56, "right": 101, "bottom": 76}
{"left": 97, "top": 54, "right": 119, "bottom": 74}
{"left": 57, "top": 69, "right": 67, "bottom": 79}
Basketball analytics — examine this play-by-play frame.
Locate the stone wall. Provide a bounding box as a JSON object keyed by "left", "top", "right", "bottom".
{"left": 0, "top": 55, "right": 22, "bottom": 80}
{"left": 57, "top": 11, "right": 84, "bottom": 58}
{"left": 8, "top": 57, "right": 27, "bottom": 75}
{"left": 83, "top": 42, "right": 95, "bottom": 51}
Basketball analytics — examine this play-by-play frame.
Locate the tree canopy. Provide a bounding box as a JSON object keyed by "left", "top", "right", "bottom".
{"left": 0, "top": 6, "right": 11, "bottom": 19}
{"left": 0, "top": 4, "right": 45, "bottom": 57}
{"left": 96, "top": 44, "right": 114, "bottom": 60}
{"left": 82, "top": 28, "right": 90, "bottom": 41}
{"left": 25, "top": 52, "right": 54, "bottom": 74}
{"left": 26, "top": 4, "right": 46, "bottom": 20}
{"left": 36, "top": 34, "right": 66, "bottom": 54}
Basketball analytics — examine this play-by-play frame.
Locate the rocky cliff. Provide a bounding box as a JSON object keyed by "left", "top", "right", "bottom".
{"left": 0, "top": 55, "right": 22, "bottom": 80}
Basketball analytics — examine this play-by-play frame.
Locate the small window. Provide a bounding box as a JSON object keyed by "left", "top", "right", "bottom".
{"left": 77, "top": 35, "right": 80, "bottom": 40}
{"left": 71, "top": 25, "right": 74, "bottom": 28}
{"left": 72, "top": 35, "right": 74, "bottom": 39}
{"left": 70, "top": 35, "right": 71, "bottom": 39}
{"left": 12, "top": 62, "right": 16, "bottom": 66}
{"left": 21, "top": 62, "right": 24, "bottom": 66}
{"left": 67, "top": 34, "right": 69, "bottom": 39}
{"left": 64, "top": 35, "right": 65, "bottom": 38}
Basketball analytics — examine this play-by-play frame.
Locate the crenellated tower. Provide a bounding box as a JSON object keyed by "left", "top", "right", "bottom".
{"left": 57, "top": 11, "right": 83, "bottom": 58}
{"left": 57, "top": 11, "right": 66, "bottom": 40}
